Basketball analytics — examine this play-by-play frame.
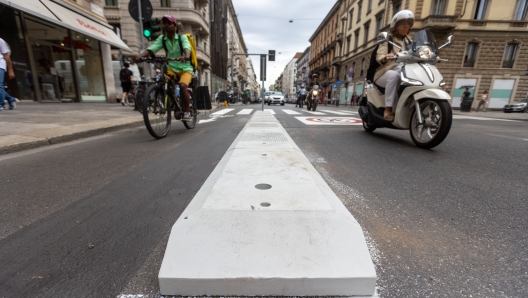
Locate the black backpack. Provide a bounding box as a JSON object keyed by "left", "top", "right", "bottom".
{"left": 365, "top": 36, "right": 410, "bottom": 83}
{"left": 119, "top": 69, "right": 130, "bottom": 83}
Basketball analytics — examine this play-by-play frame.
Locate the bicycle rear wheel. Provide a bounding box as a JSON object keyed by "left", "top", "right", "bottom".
{"left": 134, "top": 87, "right": 144, "bottom": 113}
{"left": 125, "top": 91, "right": 134, "bottom": 106}
{"left": 142, "top": 84, "right": 171, "bottom": 139}
{"left": 183, "top": 91, "right": 198, "bottom": 129}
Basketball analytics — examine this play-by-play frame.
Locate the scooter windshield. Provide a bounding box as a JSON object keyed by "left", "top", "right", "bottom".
{"left": 407, "top": 30, "right": 438, "bottom": 59}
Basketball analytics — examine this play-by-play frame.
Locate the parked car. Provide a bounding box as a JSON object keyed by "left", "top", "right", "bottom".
{"left": 265, "top": 91, "right": 285, "bottom": 105}
{"left": 503, "top": 98, "right": 528, "bottom": 113}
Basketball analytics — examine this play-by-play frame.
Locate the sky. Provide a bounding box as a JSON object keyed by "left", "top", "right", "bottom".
{"left": 231, "top": 0, "right": 337, "bottom": 90}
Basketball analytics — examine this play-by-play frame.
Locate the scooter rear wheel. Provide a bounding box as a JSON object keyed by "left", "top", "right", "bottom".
{"left": 409, "top": 99, "right": 452, "bottom": 149}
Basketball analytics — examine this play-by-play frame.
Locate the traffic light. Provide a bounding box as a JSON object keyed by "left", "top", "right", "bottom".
{"left": 143, "top": 18, "right": 161, "bottom": 41}
{"left": 268, "top": 50, "right": 275, "bottom": 61}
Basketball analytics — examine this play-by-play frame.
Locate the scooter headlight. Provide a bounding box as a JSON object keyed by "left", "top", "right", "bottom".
{"left": 418, "top": 46, "right": 432, "bottom": 59}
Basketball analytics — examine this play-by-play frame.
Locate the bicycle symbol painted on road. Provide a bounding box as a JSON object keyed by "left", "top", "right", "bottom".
{"left": 295, "top": 116, "right": 363, "bottom": 125}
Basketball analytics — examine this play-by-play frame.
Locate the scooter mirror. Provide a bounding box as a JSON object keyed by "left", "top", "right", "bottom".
{"left": 377, "top": 32, "right": 388, "bottom": 44}
{"left": 438, "top": 35, "right": 453, "bottom": 51}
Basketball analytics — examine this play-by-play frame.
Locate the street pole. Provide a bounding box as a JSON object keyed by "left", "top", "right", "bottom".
{"left": 138, "top": 0, "right": 146, "bottom": 78}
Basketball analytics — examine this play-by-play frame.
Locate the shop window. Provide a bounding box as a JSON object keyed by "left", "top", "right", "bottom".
{"left": 502, "top": 43, "right": 518, "bottom": 68}
{"left": 515, "top": 0, "right": 528, "bottom": 20}
{"left": 0, "top": 7, "right": 34, "bottom": 100}
{"left": 432, "top": 0, "right": 446, "bottom": 15}
{"left": 463, "top": 43, "right": 478, "bottom": 67}
{"left": 474, "top": 0, "right": 489, "bottom": 20}
{"left": 72, "top": 31, "right": 106, "bottom": 102}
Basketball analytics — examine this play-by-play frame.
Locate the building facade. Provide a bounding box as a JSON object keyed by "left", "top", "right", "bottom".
{"left": 308, "top": 1, "right": 344, "bottom": 102}
{"left": 295, "top": 46, "right": 311, "bottom": 90}
{"left": 104, "top": 0, "right": 211, "bottom": 91}
{"left": 0, "top": 0, "right": 129, "bottom": 103}
{"left": 281, "top": 52, "right": 302, "bottom": 101}
{"left": 335, "top": 0, "right": 528, "bottom": 108}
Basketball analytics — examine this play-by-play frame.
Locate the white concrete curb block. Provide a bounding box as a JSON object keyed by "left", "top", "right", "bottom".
{"left": 159, "top": 111, "right": 377, "bottom": 296}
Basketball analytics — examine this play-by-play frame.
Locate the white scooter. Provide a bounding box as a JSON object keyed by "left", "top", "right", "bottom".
{"left": 358, "top": 29, "right": 453, "bottom": 149}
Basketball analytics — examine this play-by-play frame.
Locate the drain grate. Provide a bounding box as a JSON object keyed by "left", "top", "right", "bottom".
{"left": 240, "top": 133, "right": 288, "bottom": 142}
{"left": 248, "top": 123, "right": 279, "bottom": 127}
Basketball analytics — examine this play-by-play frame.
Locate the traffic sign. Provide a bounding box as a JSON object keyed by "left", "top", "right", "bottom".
{"left": 128, "top": 0, "right": 153, "bottom": 22}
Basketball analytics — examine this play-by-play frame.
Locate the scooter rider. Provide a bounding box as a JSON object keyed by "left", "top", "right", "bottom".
{"left": 374, "top": 10, "right": 414, "bottom": 122}
{"left": 296, "top": 84, "right": 307, "bottom": 107}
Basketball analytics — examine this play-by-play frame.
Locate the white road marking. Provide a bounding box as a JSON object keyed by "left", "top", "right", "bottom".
{"left": 304, "top": 111, "right": 327, "bottom": 115}
{"left": 198, "top": 119, "right": 216, "bottom": 124}
{"left": 453, "top": 115, "right": 519, "bottom": 122}
{"left": 295, "top": 116, "right": 363, "bottom": 125}
{"left": 211, "top": 109, "right": 234, "bottom": 115}
{"left": 320, "top": 109, "right": 357, "bottom": 115}
{"left": 237, "top": 109, "right": 254, "bottom": 115}
{"left": 282, "top": 109, "right": 301, "bottom": 115}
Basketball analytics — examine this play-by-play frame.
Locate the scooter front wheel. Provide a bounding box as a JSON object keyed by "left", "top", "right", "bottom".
{"left": 362, "top": 114, "right": 376, "bottom": 132}
{"left": 410, "top": 99, "right": 452, "bottom": 149}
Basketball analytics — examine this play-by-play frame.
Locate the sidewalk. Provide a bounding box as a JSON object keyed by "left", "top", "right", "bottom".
{"left": 0, "top": 101, "right": 220, "bottom": 155}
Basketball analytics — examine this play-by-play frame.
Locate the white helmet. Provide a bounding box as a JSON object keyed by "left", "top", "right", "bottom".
{"left": 390, "top": 10, "right": 414, "bottom": 29}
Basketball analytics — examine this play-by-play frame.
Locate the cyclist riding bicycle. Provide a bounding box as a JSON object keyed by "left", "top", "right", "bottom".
{"left": 135, "top": 14, "right": 193, "bottom": 122}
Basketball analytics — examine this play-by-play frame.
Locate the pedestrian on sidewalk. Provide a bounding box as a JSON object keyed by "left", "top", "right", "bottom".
{"left": 119, "top": 62, "right": 134, "bottom": 106}
{"left": 352, "top": 91, "right": 359, "bottom": 106}
{"left": 0, "top": 38, "right": 17, "bottom": 111}
{"left": 476, "top": 90, "right": 489, "bottom": 112}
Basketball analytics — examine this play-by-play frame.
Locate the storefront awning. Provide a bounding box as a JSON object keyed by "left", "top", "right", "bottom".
{"left": 1, "top": 0, "right": 131, "bottom": 52}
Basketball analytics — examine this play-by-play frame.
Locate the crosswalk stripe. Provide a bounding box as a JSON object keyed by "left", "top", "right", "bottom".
{"left": 212, "top": 109, "right": 234, "bottom": 115}
{"left": 320, "top": 110, "right": 356, "bottom": 115}
{"left": 282, "top": 109, "right": 301, "bottom": 115}
{"left": 237, "top": 109, "right": 253, "bottom": 115}
{"left": 304, "top": 111, "right": 327, "bottom": 115}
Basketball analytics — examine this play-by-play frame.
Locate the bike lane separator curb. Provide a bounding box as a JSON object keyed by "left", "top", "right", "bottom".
{"left": 158, "top": 111, "right": 377, "bottom": 296}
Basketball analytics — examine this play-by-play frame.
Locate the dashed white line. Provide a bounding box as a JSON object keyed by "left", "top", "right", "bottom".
{"left": 237, "top": 109, "right": 254, "bottom": 115}
{"left": 282, "top": 109, "right": 301, "bottom": 115}
{"left": 211, "top": 109, "right": 234, "bottom": 115}
{"left": 320, "top": 109, "right": 356, "bottom": 115}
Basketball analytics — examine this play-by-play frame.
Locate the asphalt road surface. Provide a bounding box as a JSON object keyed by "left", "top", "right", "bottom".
{"left": 1, "top": 104, "right": 526, "bottom": 297}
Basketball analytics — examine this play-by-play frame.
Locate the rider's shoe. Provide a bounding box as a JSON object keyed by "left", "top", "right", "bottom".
{"left": 182, "top": 112, "right": 192, "bottom": 122}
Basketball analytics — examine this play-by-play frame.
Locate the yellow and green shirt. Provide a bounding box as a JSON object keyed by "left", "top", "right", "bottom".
{"left": 147, "top": 34, "right": 193, "bottom": 73}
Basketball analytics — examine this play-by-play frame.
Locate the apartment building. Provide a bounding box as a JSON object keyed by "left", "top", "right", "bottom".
{"left": 308, "top": 1, "right": 344, "bottom": 102}
{"left": 281, "top": 53, "right": 303, "bottom": 100}
{"left": 336, "top": 0, "right": 528, "bottom": 108}
{"left": 103, "top": 0, "right": 211, "bottom": 87}
{"left": 296, "top": 46, "right": 311, "bottom": 90}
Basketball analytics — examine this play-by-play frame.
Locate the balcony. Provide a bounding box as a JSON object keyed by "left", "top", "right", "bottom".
{"left": 336, "top": 32, "right": 344, "bottom": 44}
{"left": 332, "top": 56, "right": 342, "bottom": 66}
{"left": 104, "top": 6, "right": 121, "bottom": 20}
{"left": 422, "top": 15, "right": 457, "bottom": 29}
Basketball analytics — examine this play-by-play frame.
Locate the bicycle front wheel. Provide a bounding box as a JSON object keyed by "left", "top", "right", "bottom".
{"left": 183, "top": 91, "right": 198, "bottom": 129}
{"left": 143, "top": 84, "right": 171, "bottom": 139}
